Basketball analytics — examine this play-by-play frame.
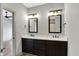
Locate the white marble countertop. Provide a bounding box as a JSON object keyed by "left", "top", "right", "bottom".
{"left": 22, "top": 35, "right": 68, "bottom": 41}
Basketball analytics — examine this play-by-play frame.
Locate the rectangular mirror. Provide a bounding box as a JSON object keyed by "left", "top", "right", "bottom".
{"left": 28, "top": 18, "right": 38, "bottom": 33}
{"left": 48, "top": 15, "right": 62, "bottom": 33}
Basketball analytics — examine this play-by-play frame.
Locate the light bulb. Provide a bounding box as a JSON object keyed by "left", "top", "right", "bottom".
{"left": 34, "top": 14, "right": 39, "bottom": 18}
{"left": 27, "top": 15, "right": 34, "bottom": 18}
{"left": 48, "top": 12, "right": 54, "bottom": 16}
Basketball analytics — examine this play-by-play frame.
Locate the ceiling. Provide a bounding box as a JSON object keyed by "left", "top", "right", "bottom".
{"left": 22, "top": 3, "right": 46, "bottom": 8}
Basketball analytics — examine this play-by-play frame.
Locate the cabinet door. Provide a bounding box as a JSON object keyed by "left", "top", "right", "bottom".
{"left": 46, "top": 41, "right": 56, "bottom": 56}
{"left": 54, "top": 41, "right": 67, "bottom": 56}
{"left": 22, "top": 38, "right": 34, "bottom": 54}
{"left": 33, "top": 40, "right": 46, "bottom": 56}
{"left": 46, "top": 41, "right": 67, "bottom": 56}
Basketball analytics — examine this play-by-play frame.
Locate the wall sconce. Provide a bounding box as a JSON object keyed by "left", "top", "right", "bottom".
{"left": 28, "top": 13, "right": 38, "bottom": 18}
{"left": 48, "top": 9, "right": 62, "bottom": 16}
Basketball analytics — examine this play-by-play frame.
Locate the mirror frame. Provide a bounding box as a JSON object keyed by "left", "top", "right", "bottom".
{"left": 28, "top": 18, "right": 38, "bottom": 33}
{"left": 48, "top": 14, "right": 62, "bottom": 33}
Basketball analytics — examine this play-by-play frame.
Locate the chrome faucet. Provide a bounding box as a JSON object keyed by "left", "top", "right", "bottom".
{"left": 52, "top": 35, "right": 59, "bottom": 38}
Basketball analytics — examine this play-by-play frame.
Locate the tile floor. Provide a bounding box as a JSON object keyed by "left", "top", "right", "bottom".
{"left": 3, "top": 40, "right": 13, "bottom": 56}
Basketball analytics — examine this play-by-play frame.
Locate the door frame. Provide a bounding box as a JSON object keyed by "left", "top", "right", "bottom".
{"left": 0, "top": 4, "right": 3, "bottom": 56}
{"left": 0, "top": 6, "right": 16, "bottom": 56}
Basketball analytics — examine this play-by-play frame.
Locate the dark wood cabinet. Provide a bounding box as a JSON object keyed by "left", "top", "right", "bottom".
{"left": 22, "top": 38, "right": 68, "bottom": 56}
{"left": 33, "top": 40, "right": 46, "bottom": 56}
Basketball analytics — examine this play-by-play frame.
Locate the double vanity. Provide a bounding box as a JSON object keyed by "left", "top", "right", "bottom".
{"left": 22, "top": 35, "right": 68, "bottom": 56}
{"left": 22, "top": 9, "right": 68, "bottom": 56}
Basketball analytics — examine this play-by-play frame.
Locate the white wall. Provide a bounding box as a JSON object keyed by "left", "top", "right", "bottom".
{"left": 27, "top": 3, "right": 65, "bottom": 36}
{"left": 2, "top": 3, "right": 28, "bottom": 55}
{"left": 65, "top": 3, "right": 79, "bottom": 56}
